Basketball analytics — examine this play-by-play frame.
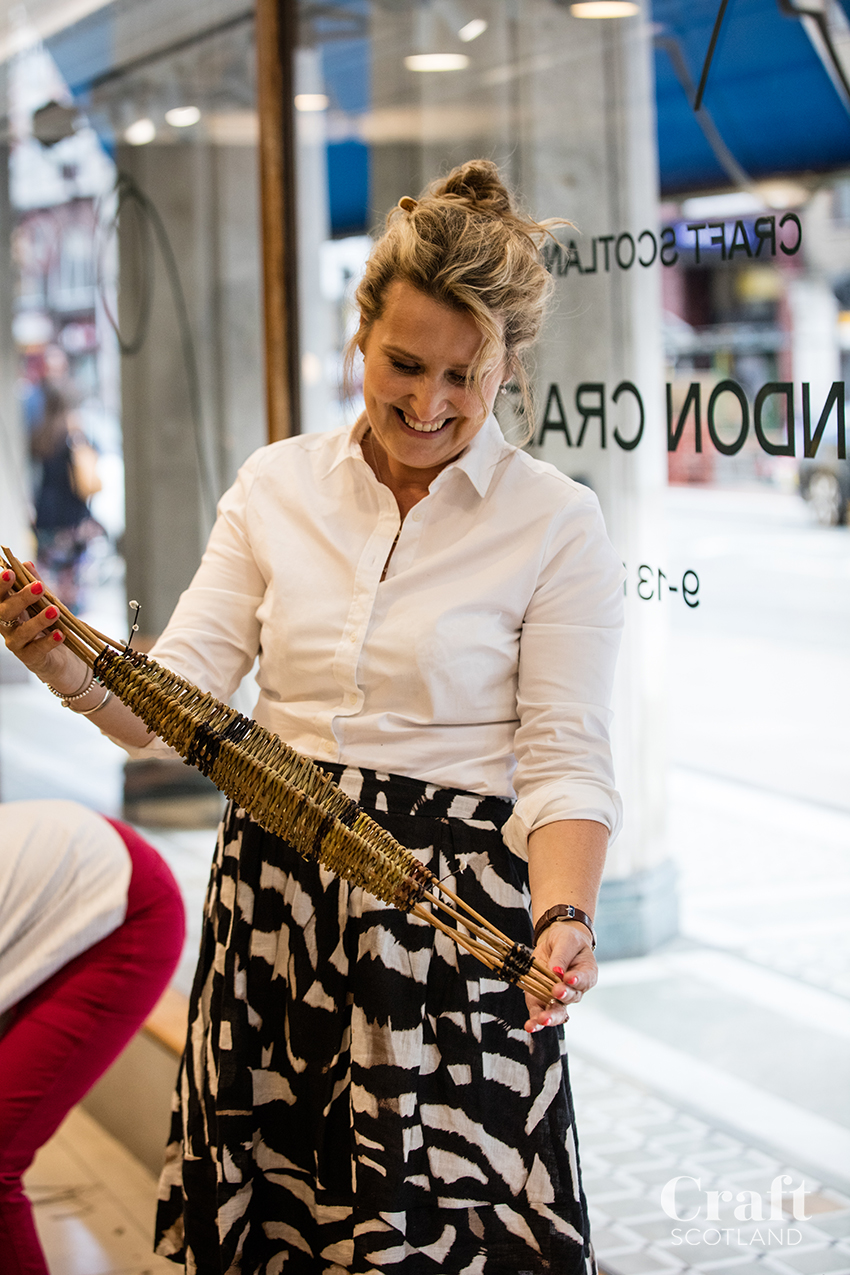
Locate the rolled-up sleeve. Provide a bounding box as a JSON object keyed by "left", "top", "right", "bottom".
{"left": 503, "top": 489, "right": 625, "bottom": 859}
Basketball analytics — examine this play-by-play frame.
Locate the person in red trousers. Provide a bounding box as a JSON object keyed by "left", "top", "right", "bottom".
{"left": 0, "top": 799, "right": 185, "bottom": 1275}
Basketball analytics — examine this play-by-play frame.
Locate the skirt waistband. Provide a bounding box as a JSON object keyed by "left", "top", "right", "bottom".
{"left": 316, "top": 763, "right": 515, "bottom": 830}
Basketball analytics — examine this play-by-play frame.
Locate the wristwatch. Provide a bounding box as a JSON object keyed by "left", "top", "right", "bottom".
{"left": 533, "top": 904, "right": 597, "bottom": 951}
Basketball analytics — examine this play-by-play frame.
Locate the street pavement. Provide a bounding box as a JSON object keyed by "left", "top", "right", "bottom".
{"left": 575, "top": 485, "right": 850, "bottom": 1274}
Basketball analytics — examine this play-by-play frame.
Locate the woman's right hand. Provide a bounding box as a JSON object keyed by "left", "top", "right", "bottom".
{"left": 2, "top": 563, "right": 155, "bottom": 747}
{"left": 0, "top": 566, "right": 87, "bottom": 691}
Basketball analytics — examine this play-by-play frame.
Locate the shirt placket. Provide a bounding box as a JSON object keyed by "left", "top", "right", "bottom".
{"left": 331, "top": 491, "right": 401, "bottom": 715}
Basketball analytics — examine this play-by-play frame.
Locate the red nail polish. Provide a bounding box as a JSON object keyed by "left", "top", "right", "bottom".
{"left": 552, "top": 966, "right": 565, "bottom": 978}
{"left": 31, "top": 582, "right": 43, "bottom": 596}
{"left": 52, "top": 631, "right": 63, "bottom": 642}
{"left": 1, "top": 570, "right": 12, "bottom": 582}
{"left": 44, "top": 606, "right": 58, "bottom": 620}
{"left": 568, "top": 976, "right": 579, "bottom": 986}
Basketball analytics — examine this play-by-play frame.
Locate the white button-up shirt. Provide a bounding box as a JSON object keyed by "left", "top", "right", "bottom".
{"left": 137, "top": 415, "right": 624, "bottom": 857}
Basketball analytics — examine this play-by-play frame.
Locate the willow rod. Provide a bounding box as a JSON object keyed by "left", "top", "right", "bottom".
{"left": 0, "top": 574, "right": 92, "bottom": 665}
{"left": 1, "top": 549, "right": 111, "bottom": 664}
{"left": 410, "top": 904, "right": 554, "bottom": 1002}
{"left": 419, "top": 889, "right": 554, "bottom": 997}
{"left": 423, "top": 881, "right": 557, "bottom": 984}
{"left": 0, "top": 547, "right": 561, "bottom": 1005}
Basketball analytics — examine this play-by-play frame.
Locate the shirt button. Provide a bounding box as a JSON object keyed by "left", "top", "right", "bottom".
{"left": 349, "top": 632, "right": 356, "bottom": 643}
{"left": 412, "top": 509, "right": 422, "bottom": 522}
{"left": 345, "top": 693, "right": 357, "bottom": 706}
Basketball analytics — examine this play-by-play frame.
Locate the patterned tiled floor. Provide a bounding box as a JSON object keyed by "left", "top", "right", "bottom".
{"left": 571, "top": 1056, "right": 850, "bottom": 1275}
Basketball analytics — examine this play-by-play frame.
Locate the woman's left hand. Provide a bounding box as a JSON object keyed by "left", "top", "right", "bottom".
{"left": 523, "top": 922, "right": 598, "bottom": 1034}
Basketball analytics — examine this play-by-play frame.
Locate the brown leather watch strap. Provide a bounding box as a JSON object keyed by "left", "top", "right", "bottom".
{"left": 533, "top": 904, "right": 597, "bottom": 951}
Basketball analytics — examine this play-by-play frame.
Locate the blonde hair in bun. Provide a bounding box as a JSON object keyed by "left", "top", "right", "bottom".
{"left": 347, "top": 159, "right": 565, "bottom": 438}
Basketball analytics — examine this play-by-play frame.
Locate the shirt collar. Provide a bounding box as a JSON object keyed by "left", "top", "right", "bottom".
{"left": 441, "top": 414, "right": 513, "bottom": 498}
{"left": 330, "top": 413, "right": 512, "bottom": 499}
{"left": 323, "top": 419, "right": 368, "bottom": 478}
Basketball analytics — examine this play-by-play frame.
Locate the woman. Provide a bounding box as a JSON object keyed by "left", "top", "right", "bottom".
{"left": 26, "top": 346, "right": 103, "bottom": 612}
{"left": 0, "top": 799, "right": 185, "bottom": 1275}
{"left": 1, "top": 160, "right": 624, "bottom": 1273}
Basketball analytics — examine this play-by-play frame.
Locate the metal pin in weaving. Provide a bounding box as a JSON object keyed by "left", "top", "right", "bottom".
{"left": 124, "top": 599, "right": 142, "bottom": 653}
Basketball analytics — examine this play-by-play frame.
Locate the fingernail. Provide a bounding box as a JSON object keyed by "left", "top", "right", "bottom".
{"left": 552, "top": 966, "right": 566, "bottom": 978}
{"left": 31, "top": 582, "right": 43, "bottom": 596}
{"left": 1, "top": 570, "right": 12, "bottom": 582}
{"left": 556, "top": 989, "right": 569, "bottom": 1001}
{"left": 44, "top": 606, "right": 58, "bottom": 620}
{"left": 541, "top": 1015, "right": 551, "bottom": 1027}
{"left": 567, "top": 976, "right": 579, "bottom": 986}
{"left": 52, "top": 631, "right": 63, "bottom": 642}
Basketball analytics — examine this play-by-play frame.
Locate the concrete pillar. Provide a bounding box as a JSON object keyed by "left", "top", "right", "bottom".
{"left": 519, "top": 11, "right": 674, "bottom": 958}
{"left": 368, "top": 2, "right": 675, "bottom": 958}
{"left": 117, "top": 134, "right": 265, "bottom": 637}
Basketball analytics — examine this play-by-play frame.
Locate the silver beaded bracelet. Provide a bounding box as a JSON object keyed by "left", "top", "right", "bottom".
{"left": 46, "top": 670, "right": 95, "bottom": 708}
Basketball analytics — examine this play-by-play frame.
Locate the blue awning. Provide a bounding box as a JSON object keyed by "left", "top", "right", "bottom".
{"left": 654, "top": 0, "right": 850, "bottom": 192}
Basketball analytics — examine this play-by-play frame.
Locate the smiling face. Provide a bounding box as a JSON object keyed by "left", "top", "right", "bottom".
{"left": 359, "top": 279, "right": 505, "bottom": 493}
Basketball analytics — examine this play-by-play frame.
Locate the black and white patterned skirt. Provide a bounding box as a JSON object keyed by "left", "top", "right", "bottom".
{"left": 155, "top": 765, "right": 594, "bottom": 1275}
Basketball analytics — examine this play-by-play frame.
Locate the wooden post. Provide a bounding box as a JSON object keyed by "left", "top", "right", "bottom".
{"left": 256, "top": 0, "right": 300, "bottom": 441}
